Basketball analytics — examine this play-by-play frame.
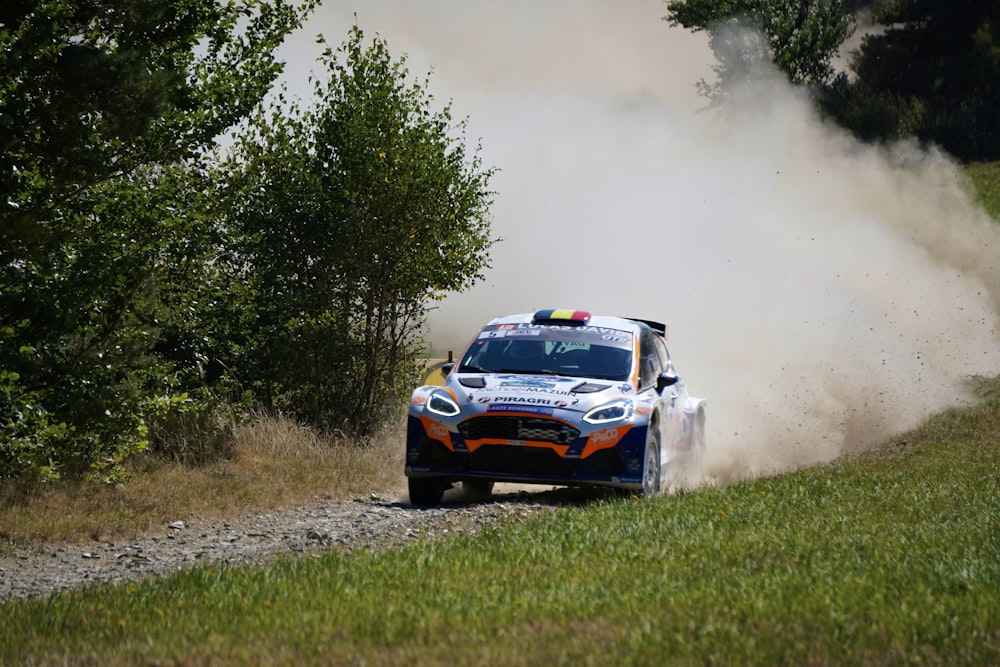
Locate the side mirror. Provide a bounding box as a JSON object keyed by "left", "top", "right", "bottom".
{"left": 441, "top": 362, "right": 455, "bottom": 377}
{"left": 656, "top": 372, "right": 679, "bottom": 393}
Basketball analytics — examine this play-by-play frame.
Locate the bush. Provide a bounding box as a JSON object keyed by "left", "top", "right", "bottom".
{"left": 819, "top": 79, "right": 927, "bottom": 145}
{"left": 143, "top": 393, "right": 234, "bottom": 466}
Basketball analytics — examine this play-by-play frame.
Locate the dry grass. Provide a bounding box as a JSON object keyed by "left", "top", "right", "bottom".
{"left": 0, "top": 413, "right": 407, "bottom": 549}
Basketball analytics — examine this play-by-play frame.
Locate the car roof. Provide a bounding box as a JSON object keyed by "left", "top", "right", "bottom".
{"left": 483, "top": 311, "right": 653, "bottom": 335}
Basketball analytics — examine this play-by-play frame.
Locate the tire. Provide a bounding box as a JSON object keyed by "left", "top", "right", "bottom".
{"left": 692, "top": 408, "right": 706, "bottom": 453}
{"left": 461, "top": 479, "right": 494, "bottom": 501}
{"left": 642, "top": 426, "right": 661, "bottom": 497}
{"left": 408, "top": 477, "right": 446, "bottom": 507}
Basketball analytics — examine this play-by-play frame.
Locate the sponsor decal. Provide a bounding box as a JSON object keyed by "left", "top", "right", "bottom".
{"left": 478, "top": 394, "right": 577, "bottom": 408}
{"left": 489, "top": 386, "right": 575, "bottom": 396}
{"left": 494, "top": 396, "right": 551, "bottom": 404}
{"left": 419, "top": 415, "right": 454, "bottom": 450}
{"left": 591, "top": 427, "right": 623, "bottom": 445}
{"left": 487, "top": 405, "right": 554, "bottom": 415}
{"left": 521, "top": 323, "right": 627, "bottom": 336}
{"left": 426, "top": 420, "right": 450, "bottom": 440}
{"left": 478, "top": 323, "right": 634, "bottom": 345}
{"left": 580, "top": 424, "right": 634, "bottom": 459}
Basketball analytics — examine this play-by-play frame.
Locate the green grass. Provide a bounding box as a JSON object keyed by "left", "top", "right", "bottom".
{"left": 2, "top": 378, "right": 998, "bottom": 665}
{"left": 966, "top": 161, "right": 1000, "bottom": 219}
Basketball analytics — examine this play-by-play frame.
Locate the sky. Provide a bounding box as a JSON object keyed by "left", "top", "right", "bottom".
{"left": 274, "top": 1, "right": 1000, "bottom": 484}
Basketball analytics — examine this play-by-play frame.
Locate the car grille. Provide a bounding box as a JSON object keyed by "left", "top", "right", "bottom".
{"left": 416, "top": 441, "right": 624, "bottom": 478}
{"left": 458, "top": 416, "right": 580, "bottom": 445}
{"left": 469, "top": 445, "right": 573, "bottom": 476}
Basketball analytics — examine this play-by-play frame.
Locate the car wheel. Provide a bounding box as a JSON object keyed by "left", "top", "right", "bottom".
{"left": 642, "top": 426, "right": 661, "bottom": 497}
{"left": 693, "top": 408, "right": 707, "bottom": 452}
{"left": 408, "top": 477, "right": 446, "bottom": 507}
{"left": 461, "top": 479, "right": 494, "bottom": 501}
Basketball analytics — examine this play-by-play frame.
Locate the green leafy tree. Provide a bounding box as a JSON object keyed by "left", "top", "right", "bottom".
{"left": 823, "top": 0, "right": 1000, "bottom": 160}
{"left": 219, "top": 26, "right": 495, "bottom": 435}
{"left": 665, "top": 0, "right": 855, "bottom": 97}
{"left": 0, "top": 0, "right": 312, "bottom": 480}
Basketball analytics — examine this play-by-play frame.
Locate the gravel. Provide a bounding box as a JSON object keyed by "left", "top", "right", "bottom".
{"left": 0, "top": 486, "right": 569, "bottom": 601}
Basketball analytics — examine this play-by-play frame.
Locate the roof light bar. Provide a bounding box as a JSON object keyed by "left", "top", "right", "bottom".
{"left": 532, "top": 309, "right": 591, "bottom": 325}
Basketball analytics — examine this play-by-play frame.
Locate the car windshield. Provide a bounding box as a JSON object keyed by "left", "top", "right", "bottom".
{"left": 458, "top": 324, "right": 633, "bottom": 381}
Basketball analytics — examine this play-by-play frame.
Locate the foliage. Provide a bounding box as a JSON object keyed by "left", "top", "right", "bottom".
{"left": 664, "top": 0, "right": 856, "bottom": 98}
{"left": 1, "top": 2, "right": 493, "bottom": 478}
{"left": 143, "top": 392, "right": 234, "bottom": 466}
{"left": 666, "top": 0, "right": 1000, "bottom": 161}
{"left": 0, "top": 413, "right": 406, "bottom": 546}
{"left": 822, "top": 0, "right": 1000, "bottom": 161}
{"left": 216, "top": 26, "right": 495, "bottom": 435}
{"left": 3, "top": 376, "right": 999, "bottom": 664}
{"left": 965, "top": 161, "right": 1000, "bottom": 220}
{"left": 0, "top": 0, "right": 312, "bottom": 480}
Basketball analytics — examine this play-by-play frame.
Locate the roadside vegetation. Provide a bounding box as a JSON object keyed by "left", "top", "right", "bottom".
{"left": 2, "top": 376, "right": 997, "bottom": 665}
{"left": 1, "top": 3, "right": 494, "bottom": 484}
{"left": 966, "top": 161, "right": 1000, "bottom": 219}
{"left": 0, "top": 414, "right": 405, "bottom": 547}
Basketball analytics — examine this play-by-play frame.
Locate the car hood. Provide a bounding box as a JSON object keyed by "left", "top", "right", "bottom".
{"left": 444, "top": 373, "right": 635, "bottom": 417}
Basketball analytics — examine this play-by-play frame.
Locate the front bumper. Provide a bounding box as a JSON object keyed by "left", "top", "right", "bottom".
{"left": 404, "top": 414, "right": 648, "bottom": 489}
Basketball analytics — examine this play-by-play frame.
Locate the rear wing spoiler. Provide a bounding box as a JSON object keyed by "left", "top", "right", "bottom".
{"left": 625, "top": 317, "right": 668, "bottom": 339}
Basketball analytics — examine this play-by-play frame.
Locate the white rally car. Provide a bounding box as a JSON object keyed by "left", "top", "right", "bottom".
{"left": 405, "top": 309, "right": 707, "bottom": 506}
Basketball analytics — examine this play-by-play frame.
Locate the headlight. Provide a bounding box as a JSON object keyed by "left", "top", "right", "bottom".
{"left": 583, "top": 399, "right": 633, "bottom": 424}
{"left": 426, "top": 391, "right": 461, "bottom": 417}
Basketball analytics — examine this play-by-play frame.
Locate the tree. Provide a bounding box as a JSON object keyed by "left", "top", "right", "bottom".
{"left": 666, "top": 0, "right": 1000, "bottom": 160}
{"left": 0, "top": 0, "right": 312, "bottom": 480}
{"left": 823, "top": 0, "right": 1000, "bottom": 160}
{"left": 665, "top": 0, "right": 856, "bottom": 97}
{"left": 219, "top": 26, "right": 496, "bottom": 435}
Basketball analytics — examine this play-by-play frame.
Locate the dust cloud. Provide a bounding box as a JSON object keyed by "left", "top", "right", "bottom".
{"left": 278, "top": 1, "right": 1000, "bottom": 485}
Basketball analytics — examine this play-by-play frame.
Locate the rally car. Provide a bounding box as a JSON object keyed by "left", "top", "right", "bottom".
{"left": 405, "top": 309, "right": 707, "bottom": 506}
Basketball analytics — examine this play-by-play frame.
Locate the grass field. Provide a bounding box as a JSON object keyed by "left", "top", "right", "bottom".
{"left": 1, "top": 376, "right": 998, "bottom": 665}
